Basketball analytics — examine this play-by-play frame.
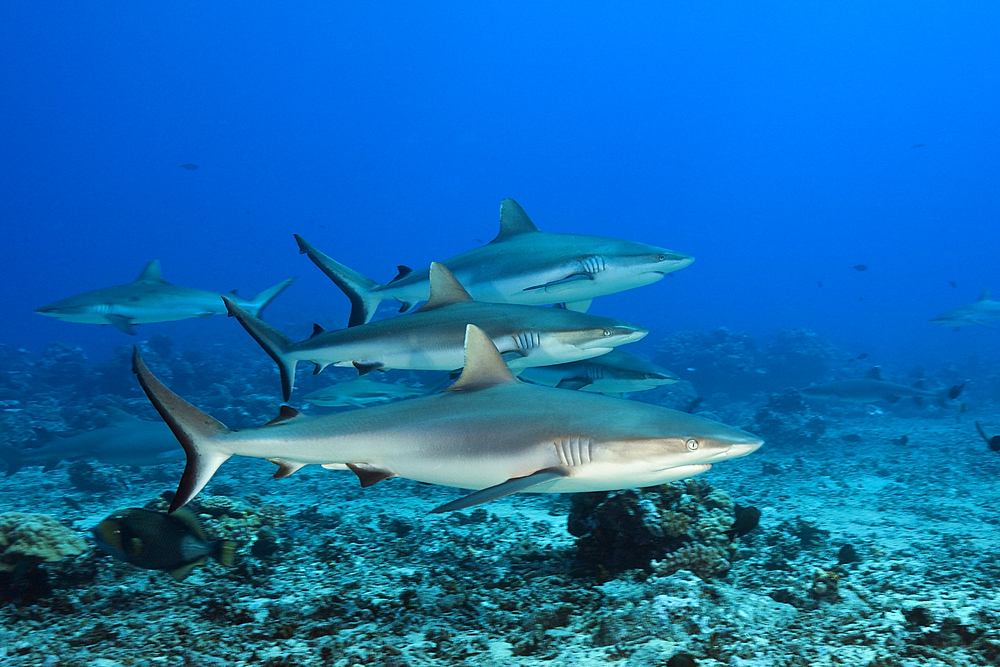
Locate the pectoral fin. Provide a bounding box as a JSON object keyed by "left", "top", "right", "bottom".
{"left": 430, "top": 467, "right": 568, "bottom": 513}
{"left": 168, "top": 557, "right": 205, "bottom": 582}
{"left": 522, "top": 273, "right": 593, "bottom": 293}
{"left": 556, "top": 378, "right": 592, "bottom": 391}
{"left": 106, "top": 315, "right": 136, "bottom": 335}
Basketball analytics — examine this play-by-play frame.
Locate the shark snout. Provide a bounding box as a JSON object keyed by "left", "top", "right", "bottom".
{"left": 580, "top": 325, "right": 648, "bottom": 349}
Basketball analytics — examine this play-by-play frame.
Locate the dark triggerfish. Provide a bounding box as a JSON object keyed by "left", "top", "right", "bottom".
{"left": 93, "top": 508, "right": 235, "bottom": 581}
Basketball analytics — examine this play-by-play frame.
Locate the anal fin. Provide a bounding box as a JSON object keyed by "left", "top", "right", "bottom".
{"left": 269, "top": 458, "right": 308, "bottom": 479}
{"left": 353, "top": 361, "right": 383, "bottom": 375}
{"left": 430, "top": 467, "right": 568, "bottom": 513}
{"left": 346, "top": 462, "right": 395, "bottom": 487}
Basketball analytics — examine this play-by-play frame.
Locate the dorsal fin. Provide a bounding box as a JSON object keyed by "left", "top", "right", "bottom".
{"left": 388, "top": 265, "right": 413, "bottom": 284}
{"left": 867, "top": 366, "right": 882, "bottom": 380}
{"left": 489, "top": 199, "right": 539, "bottom": 244}
{"left": 263, "top": 405, "right": 303, "bottom": 426}
{"left": 103, "top": 406, "right": 138, "bottom": 423}
{"left": 415, "top": 263, "right": 474, "bottom": 312}
{"left": 135, "top": 260, "right": 165, "bottom": 283}
{"left": 310, "top": 323, "right": 326, "bottom": 339}
{"left": 446, "top": 325, "right": 517, "bottom": 392}
{"left": 981, "top": 288, "right": 992, "bottom": 301}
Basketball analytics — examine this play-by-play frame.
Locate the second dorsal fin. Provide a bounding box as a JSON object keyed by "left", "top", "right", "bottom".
{"left": 446, "top": 325, "right": 517, "bottom": 392}
{"left": 867, "top": 366, "right": 882, "bottom": 380}
{"left": 415, "top": 263, "right": 474, "bottom": 312}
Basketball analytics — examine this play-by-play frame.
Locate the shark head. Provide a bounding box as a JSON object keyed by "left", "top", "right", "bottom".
{"left": 34, "top": 300, "right": 106, "bottom": 320}
{"left": 516, "top": 321, "right": 648, "bottom": 368}
{"left": 590, "top": 240, "right": 694, "bottom": 290}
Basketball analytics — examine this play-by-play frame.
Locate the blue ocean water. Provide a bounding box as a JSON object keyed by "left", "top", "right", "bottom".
{"left": 3, "top": 3, "right": 1000, "bottom": 666}
{"left": 3, "top": 2, "right": 998, "bottom": 366}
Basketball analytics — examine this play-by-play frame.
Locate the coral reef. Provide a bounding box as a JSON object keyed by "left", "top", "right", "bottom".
{"left": 569, "top": 480, "right": 739, "bottom": 580}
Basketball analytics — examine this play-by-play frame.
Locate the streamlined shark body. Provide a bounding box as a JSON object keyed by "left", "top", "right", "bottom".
{"left": 303, "top": 376, "right": 429, "bottom": 408}
{"left": 0, "top": 408, "right": 183, "bottom": 475}
{"left": 931, "top": 289, "right": 1000, "bottom": 329}
{"left": 133, "top": 326, "right": 762, "bottom": 514}
{"left": 518, "top": 349, "right": 679, "bottom": 396}
{"left": 225, "top": 262, "right": 647, "bottom": 400}
{"left": 296, "top": 198, "right": 693, "bottom": 326}
{"left": 35, "top": 260, "right": 294, "bottom": 334}
{"left": 799, "top": 367, "right": 963, "bottom": 405}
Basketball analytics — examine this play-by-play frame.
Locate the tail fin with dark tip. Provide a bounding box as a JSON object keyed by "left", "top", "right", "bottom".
{"left": 131, "top": 348, "right": 232, "bottom": 512}
{"left": 244, "top": 277, "right": 296, "bottom": 319}
{"left": 294, "top": 234, "right": 382, "bottom": 327}
{"left": 222, "top": 296, "right": 299, "bottom": 401}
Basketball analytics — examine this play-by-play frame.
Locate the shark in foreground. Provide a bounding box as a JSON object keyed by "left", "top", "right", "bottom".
{"left": 931, "top": 289, "right": 1000, "bottom": 329}
{"left": 799, "top": 367, "right": 964, "bottom": 405}
{"left": 133, "top": 325, "right": 763, "bottom": 514}
{"left": 296, "top": 198, "right": 694, "bottom": 326}
{"left": 303, "top": 375, "right": 430, "bottom": 408}
{"left": 518, "top": 349, "right": 679, "bottom": 396}
{"left": 224, "top": 262, "right": 647, "bottom": 400}
{"left": 35, "top": 260, "right": 295, "bottom": 334}
{"left": 0, "top": 408, "right": 183, "bottom": 475}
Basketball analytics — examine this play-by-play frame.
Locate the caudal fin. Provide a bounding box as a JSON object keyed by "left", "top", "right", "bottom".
{"left": 244, "top": 277, "right": 296, "bottom": 319}
{"left": 213, "top": 539, "right": 237, "bottom": 567}
{"left": 0, "top": 444, "right": 23, "bottom": 476}
{"left": 222, "top": 296, "right": 298, "bottom": 400}
{"left": 131, "top": 348, "right": 232, "bottom": 512}
{"left": 294, "top": 234, "right": 382, "bottom": 327}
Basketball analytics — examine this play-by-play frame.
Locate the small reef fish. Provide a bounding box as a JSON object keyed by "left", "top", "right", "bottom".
{"left": 931, "top": 289, "right": 1000, "bottom": 329}
{"left": 132, "top": 325, "right": 763, "bottom": 514}
{"left": 304, "top": 376, "right": 428, "bottom": 408}
{"left": 179, "top": 163, "right": 199, "bottom": 170}
{"left": 0, "top": 408, "right": 183, "bottom": 475}
{"left": 93, "top": 507, "right": 235, "bottom": 581}
{"left": 225, "top": 262, "right": 647, "bottom": 401}
{"left": 295, "top": 198, "right": 693, "bottom": 326}
{"left": 799, "top": 367, "right": 964, "bottom": 405}
{"left": 852, "top": 264, "right": 867, "bottom": 272}
{"left": 35, "top": 260, "right": 294, "bottom": 335}
{"left": 518, "top": 349, "right": 679, "bottom": 396}
{"left": 725, "top": 506, "right": 761, "bottom": 540}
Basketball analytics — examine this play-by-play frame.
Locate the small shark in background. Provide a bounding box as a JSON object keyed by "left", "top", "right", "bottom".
{"left": 518, "top": 349, "right": 679, "bottom": 396}
{"left": 799, "top": 367, "right": 964, "bottom": 405}
{"left": 930, "top": 289, "right": 1000, "bottom": 329}
{"left": 132, "top": 325, "right": 762, "bottom": 515}
{"left": 296, "top": 198, "right": 694, "bottom": 326}
{"left": 35, "top": 260, "right": 295, "bottom": 334}
{"left": 225, "top": 262, "right": 647, "bottom": 400}
{"left": 303, "top": 375, "right": 429, "bottom": 408}
{"left": 0, "top": 407, "right": 183, "bottom": 475}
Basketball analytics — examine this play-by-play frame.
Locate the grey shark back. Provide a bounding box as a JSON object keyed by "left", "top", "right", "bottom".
{"left": 34, "top": 260, "right": 294, "bottom": 334}
{"left": 800, "top": 367, "right": 964, "bottom": 405}
{"left": 295, "top": 198, "right": 693, "bottom": 325}
{"left": 519, "top": 349, "right": 679, "bottom": 395}
{"left": 931, "top": 288, "right": 1000, "bottom": 329}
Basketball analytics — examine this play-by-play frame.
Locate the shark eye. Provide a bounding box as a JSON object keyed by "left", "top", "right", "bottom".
{"left": 603, "top": 329, "right": 612, "bottom": 337}
{"left": 685, "top": 438, "right": 699, "bottom": 451}
{"left": 658, "top": 254, "right": 666, "bottom": 261}
{"left": 644, "top": 373, "right": 654, "bottom": 379}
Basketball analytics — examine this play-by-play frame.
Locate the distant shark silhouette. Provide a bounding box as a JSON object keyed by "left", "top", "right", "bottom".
{"left": 295, "top": 198, "right": 693, "bottom": 326}
{"left": 0, "top": 407, "right": 182, "bottom": 475}
{"left": 519, "top": 349, "right": 679, "bottom": 396}
{"left": 931, "top": 289, "right": 1000, "bottom": 329}
{"left": 35, "top": 260, "right": 294, "bottom": 334}
{"left": 800, "top": 367, "right": 963, "bottom": 405}
{"left": 303, "top": 375, "right": 429, "bottom": 408}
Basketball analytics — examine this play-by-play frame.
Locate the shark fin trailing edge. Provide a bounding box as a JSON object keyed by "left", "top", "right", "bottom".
{"left": 490, "top": 199, "right": 539, "bottom": 244}
{"left": 244, "top": 277, "right": 296, "bottom": 319}
{"left": 135, "top": 260, "right": 165, "bottom": 283}
{"left": 294, "top": 234, "right": 382, "bottom": 327}
{"left": 223, "top": 296, "right": 298, "bottom": 401}
{"left": 447, "top": 325, "right": 517, "bottom": 392}
{"left": 132, "top": 348, "right": 231, "bottom": 513}
{"left": 980, "top": 288, "right": 991, "bottom": 301}
{"left": 416, "top": 262, "right": 474, "bottom": 311}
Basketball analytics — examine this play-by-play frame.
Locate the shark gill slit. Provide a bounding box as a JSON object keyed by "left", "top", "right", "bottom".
{"left": 582, "top": 256, "right": 606, "bottom": 275}
{"left": 555, "top": 436, "right": 592, "bottom": 467}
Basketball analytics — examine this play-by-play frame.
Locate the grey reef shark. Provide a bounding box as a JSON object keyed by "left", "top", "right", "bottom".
{"left": 35, "top": 260, "right": 294, "bottom": 334}
{"left": 519, "top": 348, "right": 679, "bottom": 396}
{"left": 303, "top": 375, "right": 429, "bottom": 408}
{"left": 799, "top": 367, "right": 964, "bottom": 405}
{"left": 0, "top": 407, "right": 183, "bottom": 475}
{"left": 224, "top": 262, "right": 647, "bottom": 401}
{"left": 295, "top": 198, "right": 694, "bottom": 326}
{"left": 132, "top": 325, "right": 763, "bottom": 514}
{"left": 931, "top": 289, "right": 1000, "bottom": 330}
